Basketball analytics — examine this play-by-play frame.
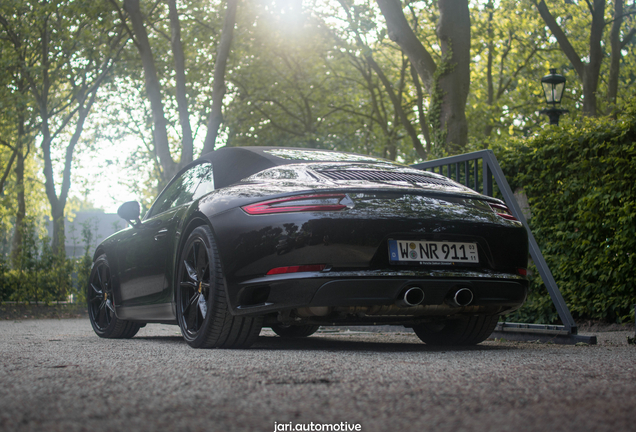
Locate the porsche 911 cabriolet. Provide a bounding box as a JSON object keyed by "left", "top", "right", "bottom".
{"left": 88, "top": 147, "right": 528, "bottom": 348}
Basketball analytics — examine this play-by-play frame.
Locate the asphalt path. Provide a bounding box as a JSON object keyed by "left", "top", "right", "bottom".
{"left": 0, "top": 319, "right": 634, "bottom": 432}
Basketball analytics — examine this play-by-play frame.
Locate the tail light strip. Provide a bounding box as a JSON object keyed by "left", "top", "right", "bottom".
{"left": 488, "top": 203, "right": 518, "bottom": 221}
{"left": 242, "top": 194, "right": 349, "bottom": 215}
{"left": 267, "top": 264, "right": 326, "bottom": 275}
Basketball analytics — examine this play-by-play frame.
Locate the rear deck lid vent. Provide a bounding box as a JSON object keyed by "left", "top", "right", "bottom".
{"left": 317, "top": 169, "right": 457, "bottom": 187}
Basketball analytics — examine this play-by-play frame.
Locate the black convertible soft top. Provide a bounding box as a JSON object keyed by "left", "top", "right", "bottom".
{"left": 198, "top": 147, "right": 386, "bottom": 189}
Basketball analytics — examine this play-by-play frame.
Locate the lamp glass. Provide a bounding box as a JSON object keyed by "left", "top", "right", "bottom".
{"left": 541, "top": 69, "right": 566, "bottom": 104}
{"left": 542, "top": 82, "right": 555, "bottom": 103}
{"left": 553, "top": 81, "right": 565, "bottom": 104}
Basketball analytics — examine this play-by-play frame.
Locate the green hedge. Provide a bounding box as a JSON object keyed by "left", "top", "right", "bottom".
{"left": 497, "top": 106, "right": 636, "bottom": 324}
{"left": 0, "top": 219, "right": 92, "bottom": 305}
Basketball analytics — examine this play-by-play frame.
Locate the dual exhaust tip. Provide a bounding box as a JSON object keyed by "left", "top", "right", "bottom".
{"left": 448, "top": 287, "right": 474, "bottom": 307}
{"left": 396, "top": 287, "right": 426, "bottom": 307}
{"left": 396, "top": 286, "right": 474, "bottom": 308}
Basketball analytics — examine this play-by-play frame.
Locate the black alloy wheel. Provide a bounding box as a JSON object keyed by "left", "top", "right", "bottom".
{"left": 87, "top": 254, "right": 141, "bottom": 339}
{"left": 176, "top": 226, "right": 262, "bottom": 349}
{"left": 177, "top": 233, "right": 211, "bottom": 339}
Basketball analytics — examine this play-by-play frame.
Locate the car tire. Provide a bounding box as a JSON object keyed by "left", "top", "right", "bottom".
{"left": 176, "top": 225, "right": 262, "bottom": 349}
{"left": 87, "top": 254, "right": 142, "bottom": 339}
{"left": 412, "top": 315, "right": 499, "bottom": 346}
{"left": 270, "top": 324, "right": 320, "bottom": 338}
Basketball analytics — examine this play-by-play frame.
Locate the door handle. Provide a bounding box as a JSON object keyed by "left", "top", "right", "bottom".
{"left": 154, "top": 228, "right": 168, "bottom": 241}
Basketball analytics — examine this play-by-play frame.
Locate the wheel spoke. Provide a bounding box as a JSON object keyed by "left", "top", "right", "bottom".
{"left": 98, "top": 301, "right": 107, "bottom": 328}
{"left": 196, "top": 242, "right": 207, "bottom": 280}
{"left": 183, "top": 292, "right": 198, "bottom": 316}
{"left": 98, "top": 263, "right": 110, "bottom": 295}
{"left": 183, "top": 259, "right": 197, "bottom": 282}
{"left": 180, "top": 281, "right": 197, "bottom": 291}
{"left": 105, "top": 299, "right": 115, "bottom": 314}
{"left": 90, "top": 283, "right": 102, "bottom": 296}
{"left": 185, "top": 293, "right": 200, "bottom": 331}
{"left": 96, "top": 265, "right": 104, "bottom": 290}
{"left": 201, "top": 262, "right": 210, "bottom": 282}
{"left": 198, "top": 293, "right": 208, "bottom": 320}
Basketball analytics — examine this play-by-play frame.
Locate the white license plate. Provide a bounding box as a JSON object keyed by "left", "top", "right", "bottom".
{"left": 388, "top": 240, "right": 479, "bottom": 264}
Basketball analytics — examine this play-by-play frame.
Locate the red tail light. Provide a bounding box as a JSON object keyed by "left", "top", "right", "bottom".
{"left": 267, "top": 264, "right": 326, "bottom": 275}
{"left": 489, "top": 203, "right": 518, "bottom": 221}
{"left": 517, "top": 268, "right": 527, "bottom": 276}
{"left": 242, "top": 194, "right": 351, "bottom": 215}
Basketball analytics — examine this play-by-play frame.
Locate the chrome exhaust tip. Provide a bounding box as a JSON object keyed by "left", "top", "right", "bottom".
{"left": 396, "top": 287, "right": 425, "bottom": 307}
{"left": 448, "top": 287, "right": 474, "bottom": 307}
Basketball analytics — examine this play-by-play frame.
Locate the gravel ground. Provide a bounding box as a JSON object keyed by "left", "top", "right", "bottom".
{"left": 0, "top": 319, "right": 634, "bottom": 432}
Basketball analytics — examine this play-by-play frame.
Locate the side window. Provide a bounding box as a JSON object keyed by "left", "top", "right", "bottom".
{"left": 147, "top": 163, "right": 212, "bottom": 218}
{"left": 192, "top": 166, "right": 214, "bottom": 200}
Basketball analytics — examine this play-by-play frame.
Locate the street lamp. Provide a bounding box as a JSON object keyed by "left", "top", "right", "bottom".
{"left": 539, "top": 68, "right": 568, "bottom": 126}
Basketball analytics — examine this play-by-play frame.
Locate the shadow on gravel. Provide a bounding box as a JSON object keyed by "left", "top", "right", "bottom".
{"left": 251, "top": 335, "right": 512, "bottom": 353}
{"left": 134, "top": 336, "right": 185, "bottom": 344}
{"left": 130, "top": 334, "right": 514, "bottom": 352}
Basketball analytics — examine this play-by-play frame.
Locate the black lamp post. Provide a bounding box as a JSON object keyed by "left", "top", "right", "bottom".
{"left": 539, "top": 68, "right": 568, "bottom": 126}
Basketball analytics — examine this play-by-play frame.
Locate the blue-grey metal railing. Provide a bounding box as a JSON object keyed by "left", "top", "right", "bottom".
{"left": 412, "top": 149, "right": 578, "bottom": 335}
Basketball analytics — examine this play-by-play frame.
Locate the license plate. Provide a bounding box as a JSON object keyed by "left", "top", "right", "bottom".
{"left": 388, "top": 240, "right": 479, "bottom": 264}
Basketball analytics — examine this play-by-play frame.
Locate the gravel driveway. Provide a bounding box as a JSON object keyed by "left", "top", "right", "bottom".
{"left": 0, "top": 319, "right": 634, "bottom": 432}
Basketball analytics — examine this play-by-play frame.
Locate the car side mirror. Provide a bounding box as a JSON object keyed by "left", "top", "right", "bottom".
{"left": 117, "top": 201, "right": 141, "bottom": 227}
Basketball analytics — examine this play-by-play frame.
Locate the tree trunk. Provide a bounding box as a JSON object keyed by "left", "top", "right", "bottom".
{"left": 376, "top": 0, "right": 436, "bottom": 93}
{"left": 410, "top": 64, "right": 431, "bottom": 153}
{"left": 10, "top": 141, "right": 25, "bottom": 266}
{"left": 0, "top": 146, "right": 18, "bottom": 196}
{"left": 40, "top": 114, "right": 63, "bottom": 256}
{"left": 376, "top": 0, "right": 470, "bottom": 153}
{"left": 607, "top": 0, "right": 623, "bottom": 110}
{"left": 168, "top": 0, "right": 193, "bottom": 165}
{"left": 36, "top": 18, "right": 64, "bottom": 256}
{"left": 50, "top": 203, "right": 65, "bottom": 258}
{"left": 385, "top": 137, "right": 397, "bottom": 161}
{"left": 436, "top": 0, "right": 470, "bottom": 152}
{"left": 584, "top": 0, "right": 605, "bottom": 117}
{"left": 202, "top": 0, "right": 239, "bottom": 155}
{"left": 124, "top": 0, "right": 177, "bottom": 179}
{"left": 484, "top": 1, "right": 495, "bottom": 140}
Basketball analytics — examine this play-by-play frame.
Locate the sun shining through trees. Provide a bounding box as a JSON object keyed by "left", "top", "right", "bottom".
{"left": 51, "top": 0, "right": 636, "bottom": 213}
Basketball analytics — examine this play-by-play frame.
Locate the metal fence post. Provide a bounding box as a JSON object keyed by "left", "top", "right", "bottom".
{"left": 412, "top": 150, "right": 595, "bottom": 344}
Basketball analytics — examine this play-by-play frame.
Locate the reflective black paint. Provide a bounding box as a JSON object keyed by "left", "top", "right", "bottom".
{"left": 95, "top": 149, "right": 528, "bottom": 324}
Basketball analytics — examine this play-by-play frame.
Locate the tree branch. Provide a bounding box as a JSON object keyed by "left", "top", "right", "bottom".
{"left": 608, "top": 0, "right": 624, "bottom": 106}
{"left": 202, "top": 0, "right": 239, "bottom": 155}
{"left": 375, "top": 0, "right": 437, "bottom": 93}
{"left": 124, "top": 0, "right": 176, "bottom": 179}
{"left": 534, "top": 0, "right": 585, "bottom": 78}
{"left": 0, "top": 146, "right": 18, "bottom": 195}
{"left": 168, "top": 0, "right": 193, "bottom": 164}
{"left": 622, "top": 27, "right": 636, "bottom": 49}
{"left": 108, "top": 0, "right": 138, "bottom": 47}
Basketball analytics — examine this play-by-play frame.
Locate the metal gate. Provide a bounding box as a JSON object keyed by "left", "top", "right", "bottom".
{"left": 412, "top": 150, "right": 596, "bottom": 345}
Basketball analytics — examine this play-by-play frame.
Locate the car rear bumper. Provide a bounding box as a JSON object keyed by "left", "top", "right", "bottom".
{"left": 231, "top": 269, "right": 528, "bottom": 319}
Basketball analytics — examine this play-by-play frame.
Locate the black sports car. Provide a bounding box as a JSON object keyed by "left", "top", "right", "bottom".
{"left": 88, "top": 147, "right": 528, "bottom": 348}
